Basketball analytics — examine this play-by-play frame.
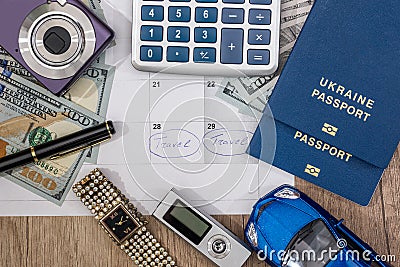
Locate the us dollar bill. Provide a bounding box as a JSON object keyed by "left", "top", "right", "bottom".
{"left": 0, "top": 50, "right": 114, "bottom": 118}
{"left": 217, "top": 0, "right": 314, "bottom": 113}
{"left": 0, "top": 54, "right": 115, "bottom": 163}
{"left": 64, "top": 63, "right": 115, "bottom": 118}
{"left": 63, "top": 63, "right": 115, "bottom": 163}
{"left": 0, "top": 68, "right": 104, "bottom": 205}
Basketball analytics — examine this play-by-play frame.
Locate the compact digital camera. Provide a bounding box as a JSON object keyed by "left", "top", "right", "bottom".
{"left": 0, "top": 0, "right": 114, "bottom": 95}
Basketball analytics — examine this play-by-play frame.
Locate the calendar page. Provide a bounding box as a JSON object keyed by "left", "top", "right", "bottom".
{"left": 0, "top": 0, "right": 293, "bottom": 216}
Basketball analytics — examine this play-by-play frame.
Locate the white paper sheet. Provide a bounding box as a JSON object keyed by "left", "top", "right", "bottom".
{"left": 0, "top": 0, "right": 293, "bottom": 216}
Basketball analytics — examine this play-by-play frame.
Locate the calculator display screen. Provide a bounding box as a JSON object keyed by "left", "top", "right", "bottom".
{"left": 163, "top": 200, "right": 212, "bottom": 245}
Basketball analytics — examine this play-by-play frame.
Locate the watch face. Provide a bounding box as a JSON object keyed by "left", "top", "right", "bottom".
{"left": 100, "top": 204, "right": 140, "bottom": 243}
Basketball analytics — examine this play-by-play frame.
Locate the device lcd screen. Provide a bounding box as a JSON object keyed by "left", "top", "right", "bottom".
{"left": 163, "top": 199, "right": 212, "bottom": 245}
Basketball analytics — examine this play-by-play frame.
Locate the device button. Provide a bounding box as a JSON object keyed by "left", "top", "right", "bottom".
{"left": 220, "top": 28, "right": 243, "bottom": 64}
{"left": 207, "top": 235, "right": 231, "bottom": 259}
{"left": 167, "top": 46, "right": 189, "bottom": 62}
{"left": 249, "top": 9, "right": 271, "bottom": 25}
{"left": 212, "top": 239, "right": 228, "bottom": 254}
{"left": 168, "top": 6, "right": 191, "bottom": 22}
{"left": 247, "top": 49, "right": 270, "bottom": 65}
{"left": 170, "top": 0, "right": 190, "bottom": 2}
{"left": 248, "top": 29, "right": 270, "bottom": 45}
{"left": 141, "top": 26, "right": 163, "bottom": 42}
{"left": 140, "top": 46, "right": 163, "bottom": 62}
{"left": 196, "top": 0, "right": 218, "bottom": 2}
{"left": 195, "top": 7, "right": 218, "bottom": 23}
{"left": 141, "top": 6, "right": 164, "bottom": 21}
{"left": 168, "top": 26, "right": 190, "bottom": 42}
{"left": 193, "top": 48, "right": 216, "bottom": 63}
{"left": 222, "top": 8, "right": 244, "bottom": 24}
{"left": 250, "top": 0, "right": 271, "bottom": 4}
{"left": 194, "top": 27, "right": 217, "bottom": 43}
{"left": 223, "top": 0, "right": 244, "bottom": 3}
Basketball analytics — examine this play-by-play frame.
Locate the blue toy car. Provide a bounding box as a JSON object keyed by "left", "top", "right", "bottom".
{"left": 245, "top": 185, "right": 392, "bottom": 267}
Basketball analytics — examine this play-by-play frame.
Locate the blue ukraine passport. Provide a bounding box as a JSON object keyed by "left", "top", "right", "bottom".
{"left": 248, "top": 0, "right": 400, "bottom": 205}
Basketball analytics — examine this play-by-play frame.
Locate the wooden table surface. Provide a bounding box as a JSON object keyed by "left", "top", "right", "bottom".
{"left": 1, "top": 147, "right": 399, "bottom": 267}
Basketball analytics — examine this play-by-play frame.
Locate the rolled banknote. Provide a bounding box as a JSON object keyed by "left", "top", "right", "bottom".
{"left": 0, "top": 68, "right": 103, "bottom": 205}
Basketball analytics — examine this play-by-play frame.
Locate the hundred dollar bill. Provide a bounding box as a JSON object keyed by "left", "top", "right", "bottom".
{"left": 63, "top": 63, "right": 115, "bottom": 118}
{"left": 0, "top": 54, "right": 114, "bottom": 118}
{"left": 0, "top": 50, "right": 115, "bottom": 163}
{"left": 0, "top": 68, "right": 104, "bottom": 205}
{"left": 220, "top": 0, "right": 314, "bottom": 106}
{"left": 63, "top": 63, "right": 115, "bottom": 163}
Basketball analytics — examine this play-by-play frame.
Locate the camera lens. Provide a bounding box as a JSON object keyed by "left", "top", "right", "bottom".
{"left": 43, "top": 26, "right": 71, "bottom": 55}
{"left": 19, "top": 2, "right": 96, "bottom": 79}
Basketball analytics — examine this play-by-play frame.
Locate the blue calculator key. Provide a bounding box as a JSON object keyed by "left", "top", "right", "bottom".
{"left": 140, "top": 46, "right": 163, "bottom": 62}
{"left": 222, "top": 8, "right": 244, "bottom": 24}
{"left": 221, "top": 28, "right": 243, "bottom": 64}
{"left": 249, "top": 9, "right": 271, "bottom": 25}
{"left": 195, "top": 7, "right": 218, "bottom": 23}
{"left": 250, "top": 0, "right": 271, "bottom": 4}
{"left": 167, "top": 46, "right": 189, "bottom": 62}
{"left": 140, "top": 26, "right": 163, "bottom": 41}
{"left": 141, "top": 6, "right": 164, "bottom": 21}
{"left": 248, "top": 49, "right": 270, "bottom": 65}
{"left": 223, "top": 0, "right": 244, "bottom": 3}
{"left": 167, "top": 26, "right": 190, "bottom": 42}
{"left": 168, "top": 6, "right": 191, "bottom": 22}
{"left": 196, "top": 0, "right": 217, "bottom": 2}
{"left": 248, "top": 29, "right": 270, "bottom": 44}
{"left": 194, "top": 27, "right": 217, "bottom": 43}
{"left": 193, "top": 48, "right": 216, "bottom": 63}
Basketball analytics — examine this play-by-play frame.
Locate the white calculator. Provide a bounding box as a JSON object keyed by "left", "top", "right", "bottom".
{"left": 132, "top": 0, "right": 280, "bottom": 76}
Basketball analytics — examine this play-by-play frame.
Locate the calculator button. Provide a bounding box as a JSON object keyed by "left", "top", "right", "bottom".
{"left": 168, "top": 26, "right": 190, "bottom": 42}
{"left": 248, "top": 29, "right": 270, "bottom": 45}
{"left": 195, "top": 7, "right": 218, "bottom": 23}
{"left": 168, "top": 6, "right": 191, "bottom": 22}
{"left": 140, "top": 26, "right": 163, "bottom": 42}
{"left": 221, "top": 28, "right": 243, "bottom": 64}
{"left": 193, "top": 48, "right": 216, "bottom": 63}
{"left": 248, "top": 49, "right": 270, "bottom": 65}
{"left": 250, "top": 0, "right": 271, "bottom": 4}
{"left": 167, "top": 46, "right": 189, "bottom": 62}
{"left": 222, "top": 8, "right": 244, "bottom": 24}
{"left": 223, "top": 0, "right": 244, "bottom": 3}
{"left": 196, "top": 0, "right": 218, "bottom": 2}
{"left": 141, "top": 6, "right": 164, "bottom": 21}
{"left": 249, "top": 9, "right": 271, "bottom": 25}
{"left": 194, "top": 27, "right": 217, "bottom": 43}
{"left": 140, "top": 46, "right": 163, "bottom": 62}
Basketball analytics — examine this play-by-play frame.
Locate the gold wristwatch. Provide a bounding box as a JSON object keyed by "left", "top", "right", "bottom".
{"left": 73, "top": 168, "right": 177, "bottom": 267}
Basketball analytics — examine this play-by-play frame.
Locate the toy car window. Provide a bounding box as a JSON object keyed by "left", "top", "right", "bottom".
{"left": 282, "top": 219, "right": 339, "bottom": 267}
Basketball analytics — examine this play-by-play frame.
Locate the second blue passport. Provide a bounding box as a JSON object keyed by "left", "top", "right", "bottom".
{"left": 248, "top": 0, "right": 400, "bottom": 205}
